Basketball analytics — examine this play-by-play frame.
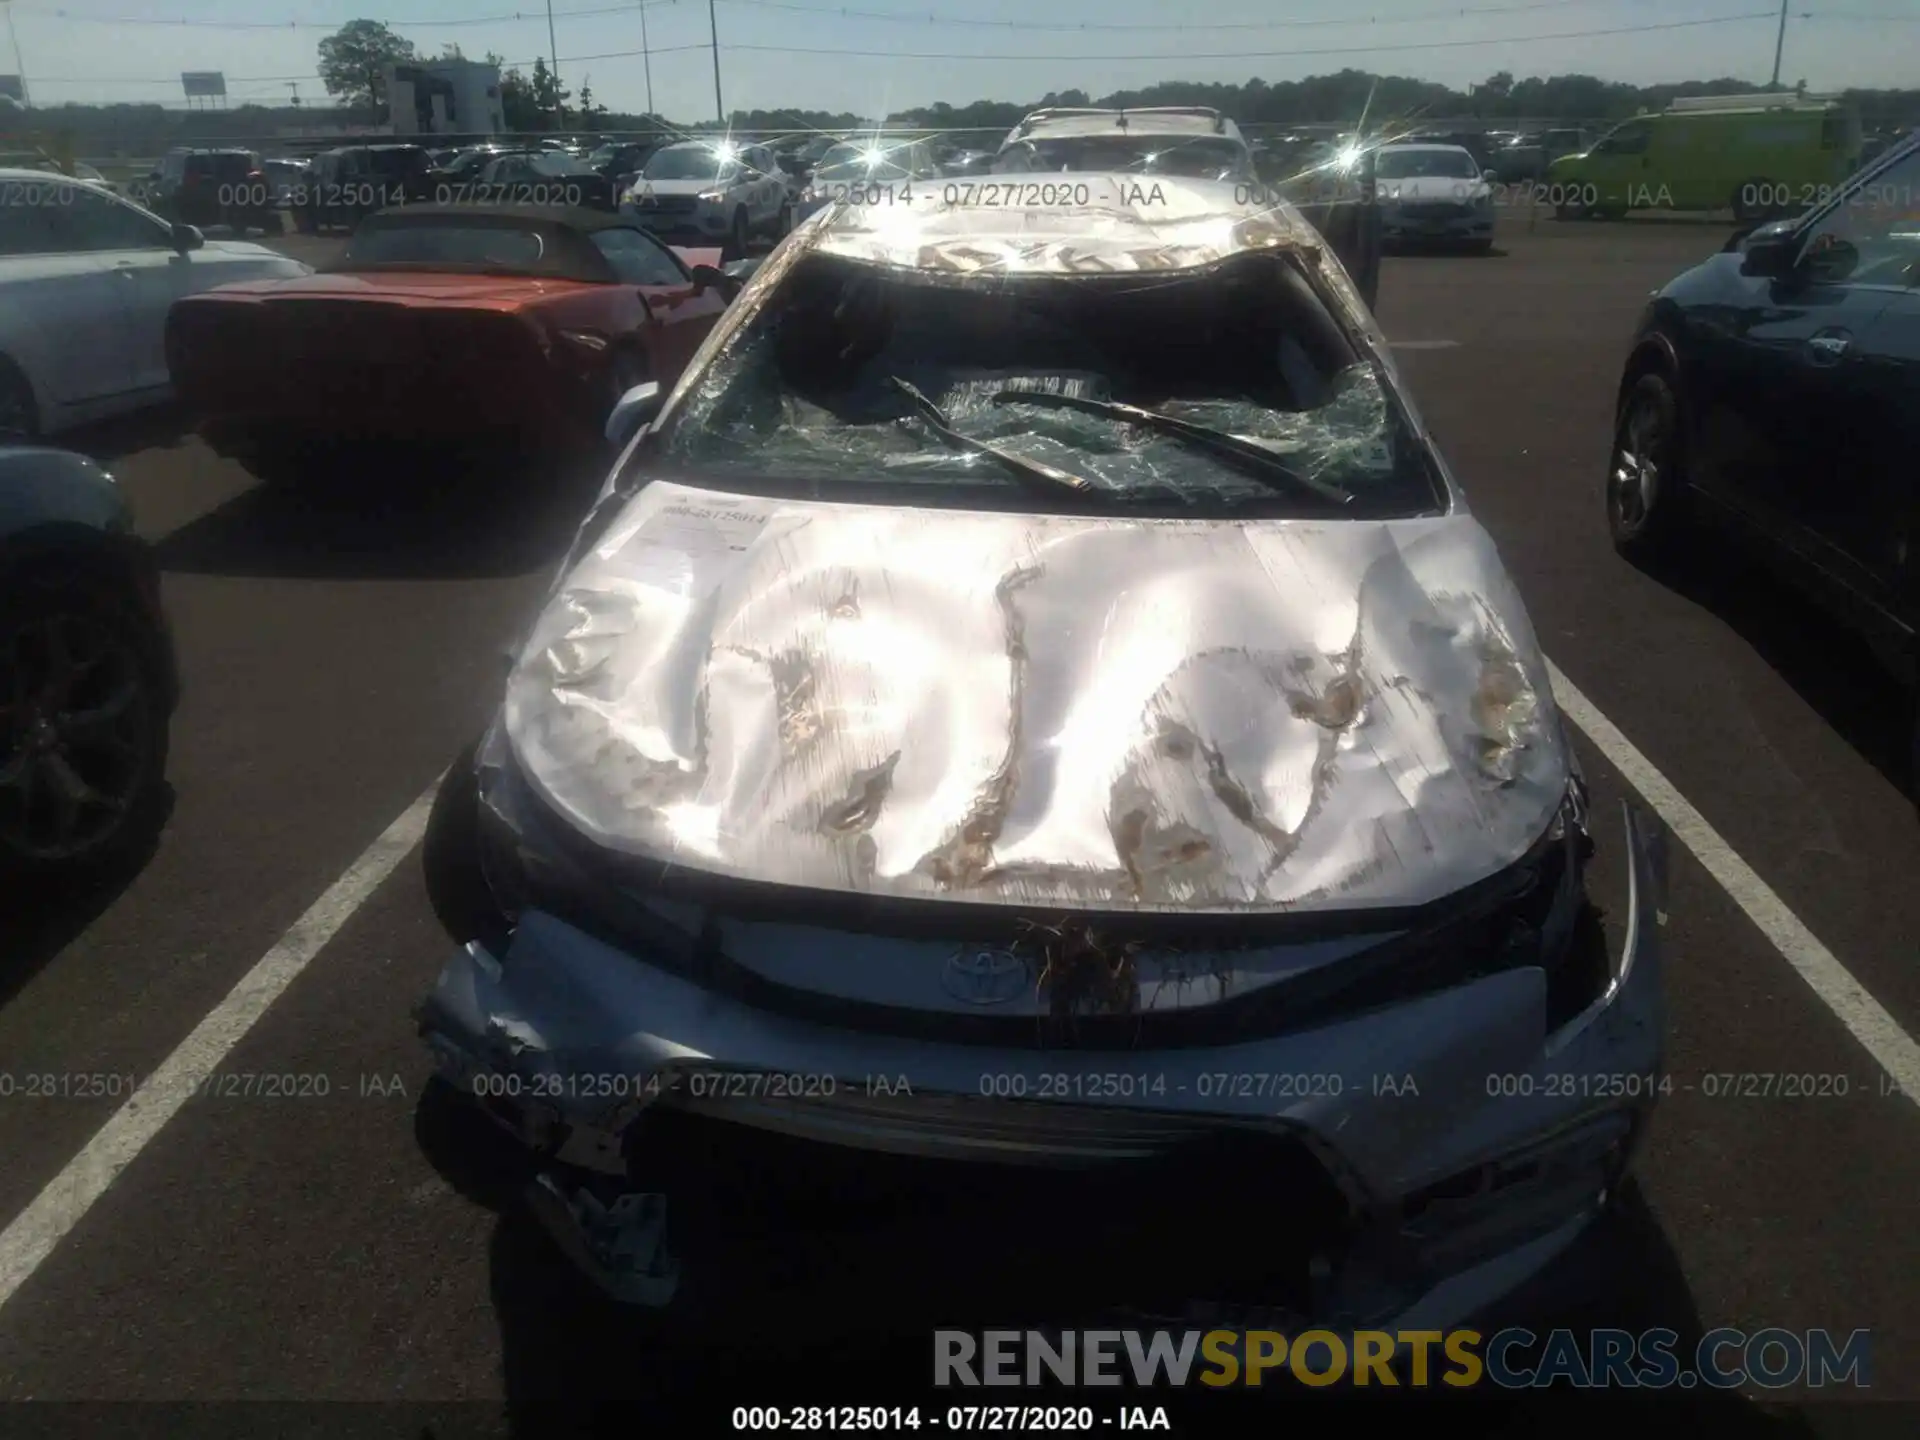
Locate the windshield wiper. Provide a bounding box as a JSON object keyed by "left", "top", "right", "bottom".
{"left": 888, "top": 377, "right": 1096, "bottom": 496}
{"left": 991, "top": 389, "right": 1353, "bottom": 507}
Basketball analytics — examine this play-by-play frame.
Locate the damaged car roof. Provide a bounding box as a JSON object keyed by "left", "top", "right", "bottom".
{"left": 802, "top": 172, "right": 1324, "bottom": 276}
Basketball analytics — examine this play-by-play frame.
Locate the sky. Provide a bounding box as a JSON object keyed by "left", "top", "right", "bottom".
{"left": 4, "top": 0, "right": 1917, "bottom": 118}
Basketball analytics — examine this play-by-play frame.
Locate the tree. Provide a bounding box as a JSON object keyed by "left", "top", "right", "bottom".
{"left": 530, "top": 57, "right": 571, "bottom": 127}
{"left": 577, "top": 81, "right": 605, "bottom": 125}
{"left": 317, "top": 20, "right": 418, "bottom": 113}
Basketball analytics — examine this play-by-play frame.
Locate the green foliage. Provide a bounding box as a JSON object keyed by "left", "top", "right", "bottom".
{"left": 316, "top": 20, "right": 418, "bottom": 112}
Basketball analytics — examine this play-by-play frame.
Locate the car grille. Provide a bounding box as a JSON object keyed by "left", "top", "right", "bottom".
{"left": 635, "top": 195, "right": 698, "bottom": 216}
{"left": 614, "top": 1107, "right": 1350, "bottom": 1324}
{"left": 1398, "top": 201, "right": 1471, "bottom": 219}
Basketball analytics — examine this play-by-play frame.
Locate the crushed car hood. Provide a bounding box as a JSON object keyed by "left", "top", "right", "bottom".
{"left": 502, "top": 479, "right": 1568, "bottom": 914}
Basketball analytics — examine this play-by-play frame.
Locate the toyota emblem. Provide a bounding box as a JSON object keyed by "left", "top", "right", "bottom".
{"left": 941, "top": 947, "right": 1027, "bottom": 1006}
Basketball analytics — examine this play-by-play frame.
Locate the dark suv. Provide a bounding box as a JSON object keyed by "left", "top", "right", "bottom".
{"left": 293, "top": 145, "right": 434, "bottom": 234}
{"left": 1605, "top": 134, "right": 1920, "bottom": 775}
{"left": 148, "top": 149, "right": 278, "bottom": 235}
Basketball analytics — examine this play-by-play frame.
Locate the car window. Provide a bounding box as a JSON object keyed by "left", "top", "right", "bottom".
{"left": 592, "top": 227, "right": 687, "bottom": 286}
{"left": 0, "top": 196, "right": 73, "bottom": 255}
{"left": 1377, "top": 148, "right": 1480, "bottom": 180}
{"left": 645, "top": 253, "right": 1441, "bottom": 518}
{"left": 1797, "top": 145, "right": 1920, "bottom": 287}
{"left": 1594, "top": 121, "right": 1651, "bottom": 156}
{"left": 643, "top": 147, "right": 729, "bottom": 182}
{"left": 54, "top": 188, "right": 171, "bottom": 251}
{"left": 343, "top": 221, "right": 547, "bottom": 269}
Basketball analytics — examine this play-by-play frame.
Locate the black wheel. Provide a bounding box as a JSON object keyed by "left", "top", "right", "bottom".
{"left": 1555, "top": 200, "right": 1587, "bottom": 221}
{"left": 724, "top": 206, "right": 750, "bottom": 261}
{"left": 0, "top": 360, "right": 38, "bottom": 440}
{"left": 0, "top": 580, "right": 170, "bottom": 879}
{"left": 1608, "top": 371, "right": 1689, "bottom": 563}
{"left": 774, "top": 202, "right": 793, "bottom": 238}
{"left": 1469, "top": 238, "right": 1495, "bottom": 255}
{"left": 294, "top": 208, "right": 316, "bottom": 235}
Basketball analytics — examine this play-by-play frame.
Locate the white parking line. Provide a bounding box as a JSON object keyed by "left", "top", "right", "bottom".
{"left": 0, "top": 777, "right": 442, "bottom": 1316}
{"left": 1547, "top": 659, "right": 1920, "bottom": 1109}
{"left": 1, "top": 657, "right": 1917, "bottom": 1319}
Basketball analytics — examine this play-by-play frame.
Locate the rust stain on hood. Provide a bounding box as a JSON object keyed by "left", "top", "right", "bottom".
{"left": 503, "top": 481, "right": 1568, "bottom": 913}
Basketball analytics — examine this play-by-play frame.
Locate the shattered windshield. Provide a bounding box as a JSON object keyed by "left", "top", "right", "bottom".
{"left": 643, "top": 254, "right": 1444, "bottom": 517}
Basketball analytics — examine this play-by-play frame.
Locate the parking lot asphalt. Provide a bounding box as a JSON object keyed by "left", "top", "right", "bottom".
{"left": 0, "top": 210, "right": 1916, "bottom": 1426}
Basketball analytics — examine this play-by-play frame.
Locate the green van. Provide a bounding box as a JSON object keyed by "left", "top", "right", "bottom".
{"left": 1545, "top": 93, "right": 1862, "bottom": 221}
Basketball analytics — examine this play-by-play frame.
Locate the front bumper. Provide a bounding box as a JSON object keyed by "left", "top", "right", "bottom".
{"left": 416, "top": 786, "right": 1667, "bottom": 1328}
{"left": 1383, "top": 206, "right": 1495, "bottom": 244}
{"left": 620, "top": 203, "right": 730, "bottom": 242}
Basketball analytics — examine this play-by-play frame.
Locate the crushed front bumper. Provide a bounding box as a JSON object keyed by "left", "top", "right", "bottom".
{"left": 416, "top": 798, "right": 1665, "bottom": 1328}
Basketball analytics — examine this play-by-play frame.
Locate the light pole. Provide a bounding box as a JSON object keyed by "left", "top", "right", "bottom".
{"left": 546, "top": 0, "right": 563, "bottom": 127}
{"left": 3, "top": 0, "right": 31, "bottom": 108}
{"left": 641, "top": 1, "right": 654, "bottom": 118}
{"left": 708, "top": 0, "right": 724, "bottom": 125}
{"left": 1769, "top": 0, "right": 1788, "bottom": 89}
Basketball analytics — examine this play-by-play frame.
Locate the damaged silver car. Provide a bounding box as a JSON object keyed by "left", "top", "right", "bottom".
{"left": 418, "top": 174, "right": 1667, "bottom": 1334}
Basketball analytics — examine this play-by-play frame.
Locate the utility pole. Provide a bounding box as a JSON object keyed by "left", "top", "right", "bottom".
{"left": 1769, "top": 0, "right": 1788, "bottom": 89}
{"left": 640, "top": 1, "right": 654, "bottom": 119}
{"left": 708, "top": 0, "right": 724, "bottom": 125}
{"left": 3, "top": 0, "right": 31, "bottom": 108}
{"left": 545, "top": 0, "right": 563, "bottom": 128}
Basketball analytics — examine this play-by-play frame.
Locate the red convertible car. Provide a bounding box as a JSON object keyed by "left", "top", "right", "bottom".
{"left": 166, "top": 205, "right": 734, "bottom": 476}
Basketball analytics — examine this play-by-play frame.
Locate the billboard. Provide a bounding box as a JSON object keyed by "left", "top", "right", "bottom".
{"left": 180, "top": 72, "right": 226, "bottom": 99}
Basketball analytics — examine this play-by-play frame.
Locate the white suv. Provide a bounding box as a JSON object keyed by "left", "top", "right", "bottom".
{"left": 0, "top": 170, "right": 308, "bottom": 436}
{"left": 620, "top": 141, "right": 792, "bottom": 258}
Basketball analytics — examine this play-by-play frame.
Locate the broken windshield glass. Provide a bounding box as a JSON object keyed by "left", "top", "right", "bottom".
{"left": 645, "top": 254, "right": 1444, "bottom": 517}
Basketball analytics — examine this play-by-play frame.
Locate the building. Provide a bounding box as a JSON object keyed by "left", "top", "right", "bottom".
{"left": 386, "top": 59, "right": 503, "bottom": 137}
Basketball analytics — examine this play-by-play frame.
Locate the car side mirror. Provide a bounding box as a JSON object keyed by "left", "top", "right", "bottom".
{"left": 171, "top": 223, "right": 204, "bottom": 253}
{"left": 605, "top": 380, "right": 663, "bottom": 446}
{"left": 1739, "top": 221, "right": 1800, "bottom": 279}
{"left": 689, "top": 262, "right": 739, "bottom": 299}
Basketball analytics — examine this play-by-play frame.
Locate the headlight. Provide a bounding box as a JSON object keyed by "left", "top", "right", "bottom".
{"left": 696, "top": 189, "right": 727, "bottom": 204}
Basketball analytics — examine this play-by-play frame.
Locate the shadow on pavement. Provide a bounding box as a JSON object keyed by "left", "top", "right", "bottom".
{"left": 63, "top": 404, "right": 200, "bottom": 465}
{"left": 0, "top": 782, "right": 173, "bottom": 1011}
{"left": 1639, "top": 545, "right": 1914, "bottom": 803}
{"left": 409, "top": 1076, "right": 1833, "bottom": 1437}
{"left": 151, "top": 445, "right": 606, "bottom": 581}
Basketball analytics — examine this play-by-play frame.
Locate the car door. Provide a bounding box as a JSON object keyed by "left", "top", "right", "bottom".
{"left": 49, "top": 184, "right": 193, "bottom": 393}
{"left": 1845, "top": 289, "right": 1920, "bottom": 640}
{"left": 590, "top": 226, "right": 728, "bottom": 383}
{"left": 1768, "top": 147, "right": 1920, "bottom": 614}
{"left": 0, "top": 186, "right": 137, "bottom": 411}
{"left": 1690, "top": 144, "right": 1919, "bottom": 613}
{"left": 1582, "top": 118, "right": 1653, "bottom": 210}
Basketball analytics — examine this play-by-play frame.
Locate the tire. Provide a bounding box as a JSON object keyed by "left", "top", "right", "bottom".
{"left": 1469, "top": 238, "right": 1495, "bottom": 255}
{"left": 1555, "top": 200, "right": 1588, "bottom": 221}
{"left": 1607, "top": 371, "right": 1689, "bottom": 563}
{"left": 774, "top": 202, "right": 793, "bottom": 239}
{"left": 0, "top": 578, "right": 171, "bottom": 881}
{"left": 294, "top": 208, "right": 316, "bottom": 235}
{"left": 724, "top": 206, "right": 750, "bottom": 262}
{"left": 0, "top": 360, "right": 39, "bottom": 440}
{"left": 1732, "top": 179, "right": 1778, "bottom": 224}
